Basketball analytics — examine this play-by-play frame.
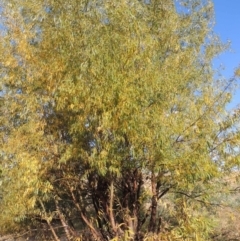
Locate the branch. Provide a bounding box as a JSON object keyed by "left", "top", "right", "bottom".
{"left": 66, "top": 182, "right": 102, "bottom": 241}
{"left": 38, "top": 200, "right": 60, "bottom": 241}
{"left": 158, "top": 187, "right": 170, "bottom": 199}
{"left": 173, "top": 191, "right": 221, "bottom": 207}
{"left": 109, "top": 181, "right": 117, "bottom": 234}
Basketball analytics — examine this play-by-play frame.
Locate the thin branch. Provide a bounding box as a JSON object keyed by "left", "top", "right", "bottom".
{"left": 173, "top": 191, "right": 222, "bottom": 207}
{"left": 66, "top": 182, "right": 102, "bottom": 241}
{"left": 39, "top": 200, "right": 60, "bottom": 241}
{"left": 109, "top": 180, "right": 117, "bottom": 234}
{"left": 158, "top": 187, "right": 170, "bottom": 199}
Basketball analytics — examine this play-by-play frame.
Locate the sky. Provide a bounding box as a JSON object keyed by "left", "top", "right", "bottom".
{"left": 213, "top": 0, "right": 240, "bottom": 110}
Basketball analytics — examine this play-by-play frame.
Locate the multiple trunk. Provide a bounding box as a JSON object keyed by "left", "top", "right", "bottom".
{"left": 38, "top": 168, "right": 167, "bottom": 240}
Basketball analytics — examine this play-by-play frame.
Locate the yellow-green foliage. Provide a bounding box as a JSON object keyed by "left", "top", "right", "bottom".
{"left": 0, "top": 0, "right": 240, "bottom": 240}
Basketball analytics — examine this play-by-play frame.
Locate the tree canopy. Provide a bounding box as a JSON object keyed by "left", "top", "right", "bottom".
{"left": 0, "top": 0, "right": 240, "bottom": 240}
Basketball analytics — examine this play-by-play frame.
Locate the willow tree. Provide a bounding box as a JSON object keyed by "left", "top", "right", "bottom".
{"left": 0, "top": 0, "right": 240, "bottom": 240}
